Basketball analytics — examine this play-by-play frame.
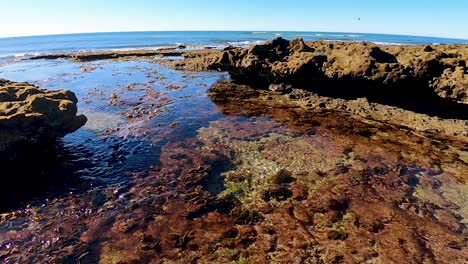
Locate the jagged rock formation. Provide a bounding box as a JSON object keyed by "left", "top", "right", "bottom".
{"left": 207, "top": 38, "right": 467, "bottom": 105}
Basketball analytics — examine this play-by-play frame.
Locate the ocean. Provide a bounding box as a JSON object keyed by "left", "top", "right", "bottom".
{"left": 0, "top": 31, "right": 467, "bottom": 58}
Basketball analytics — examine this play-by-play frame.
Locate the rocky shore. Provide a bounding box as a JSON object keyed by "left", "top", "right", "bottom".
{"left": 42, "top": 38, "right": 466, "bottom": 133}
{"left": 5, "top": 39, "right": 465, "bottom": 263}
{"left": 207, "top": 38, "right": 467, "bottom": 104}
{"left": 28, "top": 38, "right": 468, "bottom": 104}
{"left": 164, "top": 38, "right": 468, "bottom": 138}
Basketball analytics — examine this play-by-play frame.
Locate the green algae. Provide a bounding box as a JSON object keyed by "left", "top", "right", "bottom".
{"left": 196, "top": 119, "right": 354, "bottom": 209}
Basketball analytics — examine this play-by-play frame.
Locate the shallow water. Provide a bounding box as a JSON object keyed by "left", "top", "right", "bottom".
{"left": 0, "top": 59, "right": 225, "bottom": 208}
{"left": 0, "top": 58, "right": 466, "bottom": 263}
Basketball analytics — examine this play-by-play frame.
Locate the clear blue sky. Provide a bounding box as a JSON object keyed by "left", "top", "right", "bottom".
{"left": 1, "top": 0, "right": 467, "bottom": 39}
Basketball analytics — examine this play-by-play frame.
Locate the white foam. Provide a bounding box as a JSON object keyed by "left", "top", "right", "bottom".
{"left": 0, "top": 52, "right": 42, "bottom": 60}
{"left": 227, "top": 40, "right": 265, "bottom": 47}
{"left": 110, "top": 46, "right": 175, "bottom": 52}
{"left": 372, "top": 41, "right": 408, "bottom": 46}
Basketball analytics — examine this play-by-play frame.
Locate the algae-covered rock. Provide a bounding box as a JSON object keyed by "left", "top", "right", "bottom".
{"left": 0, "top": 79, "right": 87, "bottom": 155}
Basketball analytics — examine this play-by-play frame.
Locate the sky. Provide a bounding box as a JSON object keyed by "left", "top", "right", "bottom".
{"left": 0, "top": 0, "right": 467, "bottom": 39}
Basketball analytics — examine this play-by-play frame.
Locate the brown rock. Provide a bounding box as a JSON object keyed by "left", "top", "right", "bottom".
{"left": 206, "top": 37, "right": 468, "bottom": 104}
{"left": 0, "top": 79, "right": 87, "bottom": 154}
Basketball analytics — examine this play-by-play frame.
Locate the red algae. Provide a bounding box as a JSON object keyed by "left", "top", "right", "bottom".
{"left": 36, "top": 113, "right": 463, "bottom": 263}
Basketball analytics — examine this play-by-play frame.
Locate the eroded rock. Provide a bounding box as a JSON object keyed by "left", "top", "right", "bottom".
{"left": 0, "top": 79, "right": 87, "bottom": 155}
{"left": 206, "top": 37, "right": 467, "bottom": 104}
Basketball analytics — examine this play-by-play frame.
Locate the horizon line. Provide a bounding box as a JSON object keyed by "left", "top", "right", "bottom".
{"left": 1, "top": 30, "right": 467, "bottom": 41}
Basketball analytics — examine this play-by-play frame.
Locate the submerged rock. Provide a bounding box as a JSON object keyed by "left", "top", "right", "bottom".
{"left": 0, "top": 79, "right": 87, "bottom": 156}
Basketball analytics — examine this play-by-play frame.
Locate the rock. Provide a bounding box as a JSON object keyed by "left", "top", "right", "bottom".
{"left": 423, "top": 45, "right": 434, "bottom": 52}
{"left": 289, "top": 38, "right": 315, "bottom": 53}
{"left": 223, "top": 45, "right": 237, "bottom": 51}
{"left": 80, "top": 66, "right": 96, "bottom": 72}
{"left": 0, "top": 79, "right": 87, "bottom": 155}
{"left": 207, "top": 37, "right": 468, "bottom": 104}
{"left": 369, "top": 46, "right": 398, "bottom": 63}
{"left": 268, "top": 83, "right": 292, "bottom": 94}
{"left": 30, "top": 49, "right": 183, "bottom": 62}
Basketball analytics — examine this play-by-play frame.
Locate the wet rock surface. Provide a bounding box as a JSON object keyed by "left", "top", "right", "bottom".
{"left": 0, "top": 78, "right": 88, "bottom": 212}
{"left": 208, "top": 80, "right": 468, "bottom": 139}
{"left": 0, "top": 79, "right": 87, "bottom": 155}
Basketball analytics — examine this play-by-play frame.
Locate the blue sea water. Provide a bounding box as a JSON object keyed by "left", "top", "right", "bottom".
{"left": 0, "top": 31, "right": 467, "bottom": 58}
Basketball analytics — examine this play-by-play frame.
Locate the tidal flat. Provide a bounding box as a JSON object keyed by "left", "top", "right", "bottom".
{"left": 0, "top": 39, "right": 467, "bottom": 263}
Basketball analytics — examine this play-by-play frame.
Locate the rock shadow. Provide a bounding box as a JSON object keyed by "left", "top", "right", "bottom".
{"left": 0, "top": 130, "right": 160, "bottom": 212}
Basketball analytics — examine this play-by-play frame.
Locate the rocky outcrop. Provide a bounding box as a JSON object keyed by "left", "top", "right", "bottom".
{"left": 208, "top": 80, "right": 468, "bottom": 138}
{"left": 0, "top": 79, "right": 87, "bottom": 156}
{"left": 207, "top": 37, "right": 468, "bottom": 105}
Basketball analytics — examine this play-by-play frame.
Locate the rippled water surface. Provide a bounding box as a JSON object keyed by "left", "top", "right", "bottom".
{"left": 0, "top": 58, "right": 234, "bottom": 261}
{"left": 0, "top": 58, "right": 227, "bottom": 200}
